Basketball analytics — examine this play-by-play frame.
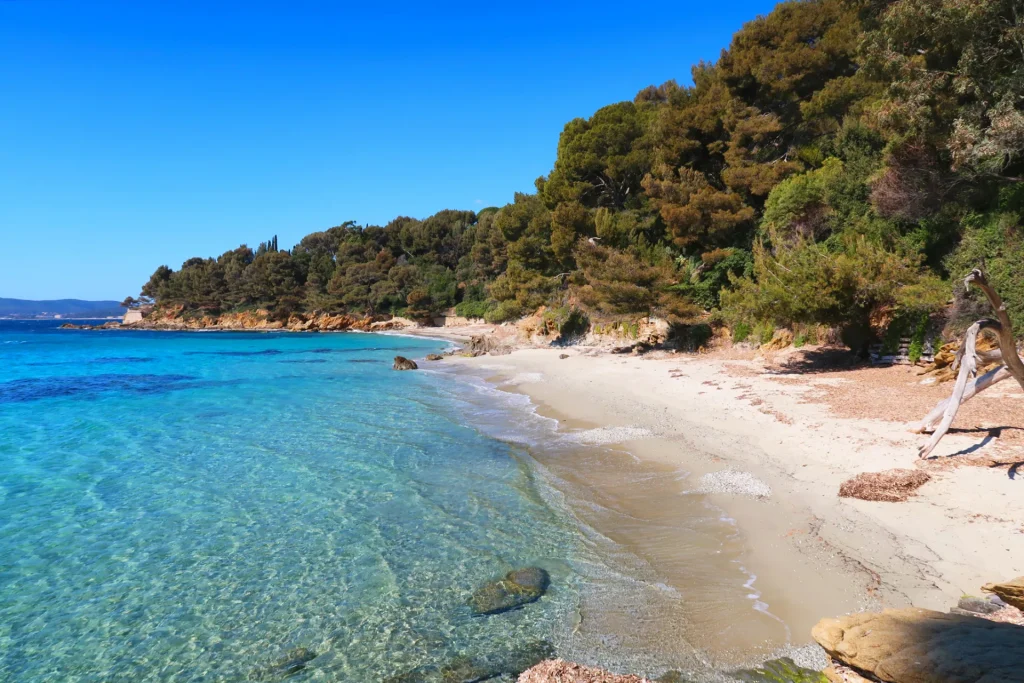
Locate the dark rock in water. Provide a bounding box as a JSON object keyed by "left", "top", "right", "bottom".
{"left": 425, "top": 354, "right": 444, "bottom": 361}
{"left": 439, "top": 655, "right": 499, "bottom": 683}
{"left": 954, "top": 595, "right": 1002, "bottom": 615}
{"left": 250, "top": 647, "right": 317, "bottom": 681}
{"left": 383, "top": 666, "right": 439, "bottom": 683}
{"left": 656, "top": 672, "right": 694, "bottom": 683}
{"left": 731, "top": 658, "right": 827, "bottom": 683}
{"left": 393, "top": 356, "right": 418, "bottom": 370}
{"left": 498, "top": 640, "right": 555, "bottom": 675}
{"left": 469, "top": 567, "right": 550, "bottom": 615}
{"left": 384, "top": 641, "right": 553, "bottom": 683}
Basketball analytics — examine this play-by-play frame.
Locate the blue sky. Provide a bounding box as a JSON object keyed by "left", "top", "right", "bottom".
{"left": 0, "top": 1, "right": 779, "bottom": 300}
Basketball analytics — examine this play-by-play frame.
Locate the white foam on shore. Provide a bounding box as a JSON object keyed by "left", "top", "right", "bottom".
{"left": 566, "top": 426, "right": 653, "bottom": 446}
{"left": 501, "top": 372, "right": 544, "bottom": 385}
{"left": 693, "top": 470, "right": 772, "bottom": 499}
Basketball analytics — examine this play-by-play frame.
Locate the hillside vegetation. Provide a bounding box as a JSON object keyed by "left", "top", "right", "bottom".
{"left": 138, "top": 0, "right": 1024, "bottom": 348}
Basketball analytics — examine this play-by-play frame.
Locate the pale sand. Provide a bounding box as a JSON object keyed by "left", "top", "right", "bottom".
{"left": 407, "top": 331, "right": 1024, "bottom": 665}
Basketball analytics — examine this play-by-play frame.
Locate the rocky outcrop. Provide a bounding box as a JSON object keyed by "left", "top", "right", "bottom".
{"left": 425, "top": 354, "right": 444, "bottom": 361}
{"left": 462, "top": 334, "right": 512, "bottom": 357}
{"left": 812, "top": 607, "right": 1024, "bottom": 682}
{"left": 59, "top": 322, "right": 121, "bottom": 330}
{"left": 517, "top": 660, "right": 650, "bottom": 683}
{"left": 393, "top": 356, "right": 418, "bottom": 371}
{"left": 469, "top": 567, "right": 550, "bottom": 615}
{"left": 983, "top": 577, "right": 1024, "bottom": 611}
{"left": 116, "top": 306, "right": 421, "bottom": 332}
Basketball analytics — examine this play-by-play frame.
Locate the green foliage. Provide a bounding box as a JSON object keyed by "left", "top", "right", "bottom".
{"left": 544, "top": 306, "right": 591, "bottom": 342}
{"left": 138, "top": 0, "right": 1024, "bottom": 346}
{"left": 454, "top": 300, "right": 492, "bottom": 319}
{"left": 945, "top": 211, "right": 1024, "bottom": 328}
{"left": 908, "top": 314, "right": 929, "bottom": 364}
{"left": 674, "top": 322, "right": 713, "bottom": 351}
{"left": 722, "top": 232, "right": 948, "bottom": 341}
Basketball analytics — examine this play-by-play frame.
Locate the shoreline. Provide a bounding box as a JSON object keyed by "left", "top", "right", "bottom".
{"left": 414, "top": 330, "right": 1024, "bottom": 668}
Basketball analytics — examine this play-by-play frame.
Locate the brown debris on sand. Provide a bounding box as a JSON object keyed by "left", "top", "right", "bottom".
{"left": 517, "top": 660, "right": 651, "bottom": 683}
{"left": 838, "top": 468, "right": 931, "bottom": 502}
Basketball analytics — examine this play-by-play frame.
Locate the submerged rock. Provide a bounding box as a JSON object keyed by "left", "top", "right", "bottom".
{"left": 731, "top": 657, "right": 827, "bottom": 682}
{"left": 384, "top": 642, "right": 552, "bottom": 683}
{"left": 812, "top": 607, "right": 1024, "bottom": 682}
{"left": 249, "top": 646, "right": 317, "bottom": 681}
{"left": 469, "top": 567, "right": 550, "bottom": 615}
{"left": 439, "top": 655, "right": 498, "bottom": 683}
{"left": 983, "top": 576, "right": 1024, "bottom": 611}
{"left": 393, "top": 356, "right": 419, "bottom": 370}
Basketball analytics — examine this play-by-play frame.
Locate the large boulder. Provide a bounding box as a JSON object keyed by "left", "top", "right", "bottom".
{"left": 463, "top": 334, "right": 512, "bottom": 357}
{"left": 393, "top": 356, "right": 418, "bottom": 370}
{"left": 812, "top": 607, "right": 1024, "bottom": 682}
{"left": 983, "top": 577, "right": 1024, "bottom": 611}
{"left": 469, "top": 567, "right": 550, "bottom": 615}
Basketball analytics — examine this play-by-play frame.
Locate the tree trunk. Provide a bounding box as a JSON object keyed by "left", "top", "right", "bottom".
{"left": 914, "top": 268, "right": 1024, "bottom": 458}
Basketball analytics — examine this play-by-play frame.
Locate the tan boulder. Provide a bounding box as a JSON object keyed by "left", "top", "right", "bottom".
{"left": 983, "top": 577, "right": 1024, "bottom": 611}
{"left": 812, "top": 607, "right": 1024, "bottom": 682}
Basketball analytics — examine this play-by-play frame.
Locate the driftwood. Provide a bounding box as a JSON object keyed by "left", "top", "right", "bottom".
{"left": 913, "top": 268, "right": 1024, "bottom": 458}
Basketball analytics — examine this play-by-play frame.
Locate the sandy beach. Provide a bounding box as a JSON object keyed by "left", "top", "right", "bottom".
{"left": 406, "top": 325, "right": 1024, "bottom": 666}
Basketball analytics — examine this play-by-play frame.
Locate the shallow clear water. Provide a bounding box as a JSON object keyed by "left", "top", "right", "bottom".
{"left": 0, "top": 322, "right": 590, "bottom": 682}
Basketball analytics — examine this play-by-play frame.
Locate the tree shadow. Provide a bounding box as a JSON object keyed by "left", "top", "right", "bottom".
{"left": 768, "top": 347, "right": 870, "bottom": 375}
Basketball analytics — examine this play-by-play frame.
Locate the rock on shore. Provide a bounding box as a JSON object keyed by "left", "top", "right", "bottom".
{"left": 517, "top": 660, "right": 651, "bottom": 683}
{"left": 112, "top": 307, "right": 418, "bottom": 332}
{"left": 983, "top": 576, "right": 1024, "bottom": 611}
{"left": 812, "top": 607, "right": 1024, "bottom": 682}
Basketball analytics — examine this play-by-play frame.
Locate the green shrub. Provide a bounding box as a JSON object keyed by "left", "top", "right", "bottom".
{"left": 675, "top": 323, "right": 713, "bottom": 351}
{"left": 881, "top": 317, "right": 904, "bottom": 355}
{"left": 908, "top": 314, "right": 929, "bottom": 364}
{"left": 454, "top": 300, "right": 492, "bottom": 319}
{"left": 485, "top": 300, "right": 523, "bottom": 323}
{"left": 794, "top": 332, "right": 807, "bottom": 348}
{"left": 732, "top": 322, "right": 751, "bottom": 343}
{"left": 758, "top": 324, "right": 775, "bottom": 345}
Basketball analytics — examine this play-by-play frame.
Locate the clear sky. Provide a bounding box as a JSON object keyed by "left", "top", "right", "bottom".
{"left": 0, "top": 0, "right": 779, "bottom": 300}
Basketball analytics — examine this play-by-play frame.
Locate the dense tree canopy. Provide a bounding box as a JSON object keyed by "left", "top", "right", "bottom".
{"left": 140, "top": 0, "right": 1024, "bottom": 346}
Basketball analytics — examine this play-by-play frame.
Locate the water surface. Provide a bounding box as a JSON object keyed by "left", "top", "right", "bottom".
{"left": 0, "top": 322, "right": 591, "bottom": 681}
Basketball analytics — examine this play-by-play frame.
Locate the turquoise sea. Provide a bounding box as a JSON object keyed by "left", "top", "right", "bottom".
{"left": 0, "top": 321, "right": 600, "bottom": 682}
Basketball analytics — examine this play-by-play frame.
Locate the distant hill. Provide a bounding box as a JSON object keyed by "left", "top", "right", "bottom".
{"left": 0, "top": 298, "right": 123, "bottom": 319}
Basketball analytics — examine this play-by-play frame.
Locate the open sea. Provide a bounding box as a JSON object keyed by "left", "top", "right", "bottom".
{"left": 0, "top": 321, "right": 607, "bottom": 682}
